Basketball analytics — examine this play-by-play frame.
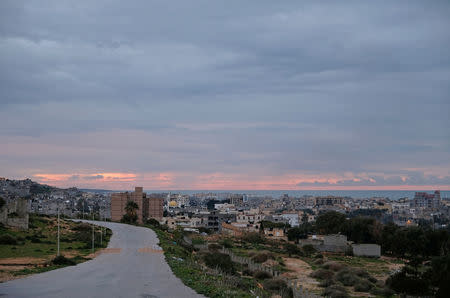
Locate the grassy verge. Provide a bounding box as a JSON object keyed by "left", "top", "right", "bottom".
{"left": 147, "top": 225, "right": 268, "bottom": 298}
{"left": 0, "top": 214, "right": 111, "bottom": 281}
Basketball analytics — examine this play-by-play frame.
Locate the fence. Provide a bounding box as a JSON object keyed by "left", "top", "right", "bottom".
{"left": 187, "top": 237, "right": 320, "bottom": 298}
{"left": 220, "top": 247, "right": 281, "bottom": 277}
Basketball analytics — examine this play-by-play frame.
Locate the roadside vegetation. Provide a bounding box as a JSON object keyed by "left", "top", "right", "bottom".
{"left": 0, "top": 214, "right": 111, "bottom": 282}
{"left": 143, "top": 210, "right": 450, "bottom": 297}
{"left": 144, "top": 220, "right": 275, "bottom": 298}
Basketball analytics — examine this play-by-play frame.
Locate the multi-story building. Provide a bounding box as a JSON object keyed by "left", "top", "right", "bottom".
{"left": 148, "top": 194, "right": 164, "bottom": 220}
{"left": 111, "top": 187, "right": 146, "bottom": 223}
{"left": 111, "top": 187, "right": 164, "bottom": 223}
{"left": 411, "top": 191, "right": 441, "bottom": 211}
{"left": 315, "top": 196, "right": 344, "bottom": 206}
{"left": 230, "top": 194, "right": 244, "bottom": 206}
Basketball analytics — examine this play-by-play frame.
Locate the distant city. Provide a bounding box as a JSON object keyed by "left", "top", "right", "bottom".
{"left": 2, "top": 177, "right": 449, "bottom": 232}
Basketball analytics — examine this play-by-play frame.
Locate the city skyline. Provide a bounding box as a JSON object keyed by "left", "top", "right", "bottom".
{"left": 1, "top": 1, "right": 449, "bottom": 191}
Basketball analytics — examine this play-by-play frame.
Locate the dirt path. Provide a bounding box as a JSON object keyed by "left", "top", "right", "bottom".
{"left": 281, "top": 257, "right": 320, "bottom": 292}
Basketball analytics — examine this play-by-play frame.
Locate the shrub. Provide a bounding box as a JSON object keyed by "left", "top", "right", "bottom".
{"left": 242, "top": 269, "right": 254, "bottom": 276}
{"left": 146, "top": 218, "right": 160, "bottom": 227}
{"left": 284, "top": 243, "right": 302, "bottom": 256}
{"left": 370, "top": 286, "right": 395, "bottom": 297}
{"left": 311, "top": 269, "right": 334, "bottom": 280}
{"left": 0, "top": 234, "right": 17, "bottom": 245}
{"left": 386, "top": 269, "right": 430, "bottom": 296}
{"left": 52, "top": 255, "right": 76, "bottom": 265}
{"left": 253, "top": 270, "right": 272, "bottom": 279}
{"left": 241, "top": 232, "right": 265, "bottom": 244}
{"left": 202, "top": 252, "right": 235, "bottom": 274}
{"left": 353, "top": 268, "right": 370, "bottom": 278}
{"left": 314, "top": 259, "right": 325, "bottom": 265}
{"left": 30, "top": 236, "right": 42, "bottom": 243}
{"left": 302, "top": 244, "right": 316, "bottom": 256}
{"left": 319, "top": 278, "right": 335, "bottom": 287}
{"left": 252, "top": 252, "right": 273, "bottom": 263}
{"left": 314, "top": 253, "right": 324, "bottom": 259}
{"left": 208, "top": 243, "right": 222, "bottom": 251}
{"left": 72, "top": 223, "right": 91, "bottom": 231}
{"left": 263, "top": 278, "right": 289, "bottom": 291}
{"left": 322, "top": 261, "right": 347, "bottom": 272}
{"left": 335, "top": 269, "right": 360, "bottom": 286}
{"left": 121, "top": 213, "right": 137, "bottom": 224}
{"left": 323, "top": 285, "right": 349, "bottom": 298}
{"left": 354, "top": 279, "right": 373, "bottom": 292}
{"left": 219, "top": 238, "right": 234, "bottom": 248}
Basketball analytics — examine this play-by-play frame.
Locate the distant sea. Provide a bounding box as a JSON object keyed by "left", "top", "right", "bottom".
{"left": 81, "top": 188, "right": 450, "bottom": 200}
{"left": 144, "top": 190, "right": 450, "bottom": 200}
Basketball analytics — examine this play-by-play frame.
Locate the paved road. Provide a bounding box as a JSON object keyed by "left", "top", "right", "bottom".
{"left": 0, "top": 221, "right": 202, "bottom": 298}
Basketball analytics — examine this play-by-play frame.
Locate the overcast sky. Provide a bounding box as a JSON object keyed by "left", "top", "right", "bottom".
{"left": 1, "top": 0, "right": 449, "bottom": 190}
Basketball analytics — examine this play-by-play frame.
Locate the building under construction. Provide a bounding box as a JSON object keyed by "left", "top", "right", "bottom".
{"left": 111, "top": 187, "right": 164, "bottom": 223}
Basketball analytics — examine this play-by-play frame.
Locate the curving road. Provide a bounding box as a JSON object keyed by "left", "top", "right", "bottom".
{"left": 0, "top": 221, "right": 202, "bottom": 298}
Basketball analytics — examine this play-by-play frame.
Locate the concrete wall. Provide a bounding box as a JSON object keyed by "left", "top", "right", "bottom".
{"left": 0, "top": 198, "right": 29, "bottom": 229}
{"left": 352, "top": 244, "right": 381, "bottom": 258}
{"left": 324, "top": 234, "right": 348, "bottom": 246}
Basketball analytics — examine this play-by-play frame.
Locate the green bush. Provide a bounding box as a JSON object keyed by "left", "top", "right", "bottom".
{"left": 335, "top": 269, "right": 360, "bottom": 286}
{"left": 322, "top": 261, "right": 347, "bottom": 272}
{"left": 354, "top": 279, "right": 373, "bottom": 292}
{"left": 314, "top": 258, "right": 325, "bottom": 265}
{"left": 121, "top": 213, "right": 137, "bottom": 224}
{"left": 241, "top": 232, "right": 265, "bottom": 244}
{"left": 253, "top": 270, "right": 272, "bottom": 279}
{"left": 0, "top": 234, "right": 18, "bottom": 245}
{"left": 202, "top": 252, "right": 235, "bottom": 274}
{"left": 323, "top": 285, "right": 349, "bottom": 298}
{"left": 146, "top": 218, "right": 160, "bottom": 226}
{"left": 263, "top": 278, "right": 289, "bottom": 291}
{"left": 319, "top": 278, "right": 335, "bottom": 287}
{"left": 302, "top": 244, "right": 316, "bottom": 256}
{"left": 52, "top": 255, "right": 76, "bottom": 265}
{"left": 252, "top": 252, "right": 273, "bottom": 263}
{"left": 72, "top": 223, "right": 91, "bottom": 231}
{"left": 208, "top": 243, "right": 222, "bottom": 251}
{"left": 284, "top": 243, "right": 302, "bottom": 256}
{"left": 311, "top": 269, "right": 334, "bottom": 280}
{"left": 219, "top": 238, "right": 233, "bottom": 248}
{"left": 242, "top": 269, "right": 254, "bottom": 276}
{"left": 370, "top": 286, "right": 395, "bottom": 297}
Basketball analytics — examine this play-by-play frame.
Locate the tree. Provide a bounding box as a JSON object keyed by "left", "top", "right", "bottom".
{"left": 0, "top": 196, "right": 5, "bottom": 209}
{"left": 121, "top": 201, "right": 139, "bottom": 224}
{"left": 315, "top": 211, "right": 346, "bottom": 234}
{"left": 343, "top": 217, "right": 382, "bottom": 244}
{"left": 287, "top": 227, "right": 307, "bottom": 243}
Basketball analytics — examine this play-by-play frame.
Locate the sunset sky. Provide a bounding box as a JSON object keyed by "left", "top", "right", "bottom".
{"left": 1, "top": 1, "right": 449, "bottom": 190}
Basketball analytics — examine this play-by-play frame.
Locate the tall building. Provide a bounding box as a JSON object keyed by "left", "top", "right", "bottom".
{"left": 111, "top": 187, "right": 147, "bottom": 223}
{"left": 148, "top": 194, "right": 164, "bottom": 220}
{"left": 411, "top": 191, "right": 441, "bottom": 211}
{"left": 230, "top": 194, "right": 244, "bottom": 206}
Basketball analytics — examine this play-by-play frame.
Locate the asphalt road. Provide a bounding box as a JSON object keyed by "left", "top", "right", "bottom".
{"left": 0, "top": 220, "right": 203, "bottom": 298}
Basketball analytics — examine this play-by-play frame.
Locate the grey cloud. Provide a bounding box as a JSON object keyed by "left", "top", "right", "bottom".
{"left": 84, "top": 175, "right": 104, "bottom": 180}
{"left": 0, "top": 1, "right": 449, "bottom": 186}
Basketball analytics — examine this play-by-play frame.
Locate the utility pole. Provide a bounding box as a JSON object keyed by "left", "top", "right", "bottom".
{"left": 57, "top": 204, "right": 60, "bottom": 256}
{"left": 100, "top": 214, "right": 103, "bottom": 247}
{"left": 92, "top": 211, "right": 95, "bottom": 253}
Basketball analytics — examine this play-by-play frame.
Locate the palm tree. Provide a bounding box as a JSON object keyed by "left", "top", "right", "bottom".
{"left": 125, "top": 201, "right": 139, "bottom": 217}
{"left": 122, "top": 201, "right": 139, "bottom": 223}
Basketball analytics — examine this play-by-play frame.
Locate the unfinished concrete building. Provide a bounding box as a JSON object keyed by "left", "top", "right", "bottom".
{"left": 111, "top": 187, "right": 163, "bottom": 223}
